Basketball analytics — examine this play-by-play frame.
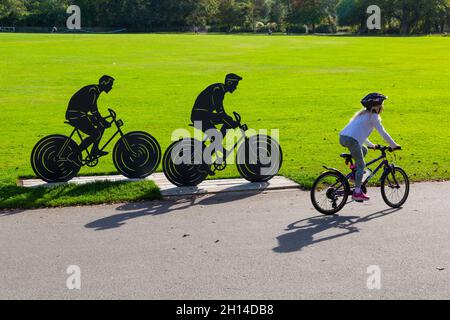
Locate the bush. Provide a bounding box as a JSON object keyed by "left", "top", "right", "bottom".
{"left": 267, "top": 22, "right": 277, "bottom": 31}
{"left": 315, "top": 24, "right": 335, "bottom": 34}
{"left": 255, "top": 21, "right": 266, "bottom": 31}
{"left": 337, "top": 26, "right": 353, "bottom": 33}
{"left": 255, "top": 22, "right": 278, "bottom": 33}
{"left": 229, "top": 25, "right": 254, "bottom": 33}
{"left": 287, "top": 24, "right": 307, "bottom": 34}
{"left": 208, "top": 25, "right": 254, "bottom": 33}
{"left": 385, "top": 26, "right": 400, "bottom": 34}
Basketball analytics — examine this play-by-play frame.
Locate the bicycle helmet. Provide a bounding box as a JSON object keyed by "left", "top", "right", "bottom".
{"left": 361, "top": 93, "right": 388, "bottom": 110}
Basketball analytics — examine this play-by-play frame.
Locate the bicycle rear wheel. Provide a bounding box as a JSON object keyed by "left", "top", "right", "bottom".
{"left": 113, "top": 131, "right": 161, "bottom": 179}
{"left": 31, "top": 135, "right": 81, "bottom": 182}
{"left": 311, "top": 171, "right": 350, "bottom": 215}
{"left": 381, "top": 166, "right": 409, "bottom": 208}
{"left": 162, "top": 138, "right": 210, "bottom": 187}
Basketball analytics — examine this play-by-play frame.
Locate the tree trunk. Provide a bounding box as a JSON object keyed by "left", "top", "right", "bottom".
{"left": 359, "top": 14, "right": 366, "bottom": 34}
{"left": 327, "top": 15, "right": 336, "bottom": 33}
{"left": 400, "top": 5, "right": 410, "bottom": 34}
{"left": 400, "top": 20, "right": 410, "bottom": 34}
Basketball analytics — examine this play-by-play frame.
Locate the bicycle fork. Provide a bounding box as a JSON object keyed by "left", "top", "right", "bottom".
{"left": 117, "top": 127, "right": 138, "bottom": 158}
{"left": 380, "top": 164, "right": 400, "bottom": 188}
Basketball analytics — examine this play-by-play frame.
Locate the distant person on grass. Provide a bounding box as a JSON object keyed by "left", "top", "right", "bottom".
{"left": 339, "top": 93, "right": 401, "bottom": 202}
{"left": 66, "top": 75, "right": 115, "bottom": 157}
{"left": 190, "top": 73, "right": 243, "bottom": 141}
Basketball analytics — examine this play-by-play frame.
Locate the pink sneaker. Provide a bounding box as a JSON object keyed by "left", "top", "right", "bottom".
{"left": 352, "top": 192, "right": 370, "bottom": 202}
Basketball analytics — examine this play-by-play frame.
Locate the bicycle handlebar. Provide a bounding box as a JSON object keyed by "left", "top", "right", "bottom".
{"left": 233, "top": 111, "right": 241, "bottom": 123}
{"left": 374, "top": 145, "right": 402, "bottom": 152}
{"left": 108, "top": 108, "right": 117, "bottom": 119}
{"left": 233, "top": 111, "right": 248, "bottom": 131}
{"left": 103, "top": 108, "right": 124, "bottom": 128}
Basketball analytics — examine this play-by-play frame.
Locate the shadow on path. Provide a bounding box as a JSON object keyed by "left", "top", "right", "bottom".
{"left": 85, "top": 189, "right": 263, "bottom": 231}
{"left": 273, "top": 207, "right": 402, "bottom": 253}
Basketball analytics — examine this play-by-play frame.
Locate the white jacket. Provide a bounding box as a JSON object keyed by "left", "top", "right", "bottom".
{"left": 340, "top": 112, "right": 397, "bottom": 148}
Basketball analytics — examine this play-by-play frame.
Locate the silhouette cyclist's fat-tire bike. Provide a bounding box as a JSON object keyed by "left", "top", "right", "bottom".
{"left": 31, "top": 109, "right": 161, "bottom": 182}
{"left": 311, "top": 146, "right": 409, "bottom": 215}
{"left": 163, "top": 112, "right": 283, "bottom": 187}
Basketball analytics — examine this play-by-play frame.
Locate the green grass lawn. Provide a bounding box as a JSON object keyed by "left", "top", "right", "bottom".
{"left": 1, "top": 33, "right": 449, "bottom": 208}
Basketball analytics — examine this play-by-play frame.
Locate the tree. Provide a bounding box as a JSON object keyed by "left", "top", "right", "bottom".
{"left": 336, "top": 0, "right": 359, "bottom": 27}
{"left": 186, "top": 0, "right": 219, "bottom": 28}
{"left": 24, "top": 0, "right": 69, "bottom": 27}
{"left": 417, "top": 0, "right": 448, "bottom": 33}
{"left": 336, "top": 0, "right": 374, "bottom": 32}
{"left": 252, "top": 0, "right": 271, "bottom": 22}
{"left": 2, "top": 0, "right": 449, "bottom": 33}
{"left": 446, "top": 0, "right": 450, "bottom": 31}
{"left": 216, "top": 0, "right": 253, "bottom": 31}
{"left": 289, "top": 0, "right": 327, "bottom": 33}
{"left": 389, "top": 0, "right": 420, "bottom": 34}
{"left": 322, "top": 0, "right": 339, "bottom": 32}
{"left": 0, "top": 0, "right": 27, "bottom": 25}
{"left": 383, "top": 0, "right": 446, "bottom": 34}
{"left": 268, "top": 0, "right": 288, "bottom": 25}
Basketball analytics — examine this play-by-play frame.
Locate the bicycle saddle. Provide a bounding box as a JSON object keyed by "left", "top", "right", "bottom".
{"left": 340, "top": 153, "right": 353, "bottom": 159}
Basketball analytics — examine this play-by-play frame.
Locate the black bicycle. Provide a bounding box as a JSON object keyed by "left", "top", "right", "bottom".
{"left": 31, "top": 108, "right": 161, "bottom": 182}
{"left": 311, "top": 146, "right": 409, "bottom": 215}
{"left": 162, "top": 112, "right": 283, "bottom": 187}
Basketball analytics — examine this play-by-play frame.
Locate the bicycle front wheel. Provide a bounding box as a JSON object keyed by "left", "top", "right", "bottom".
{"left": 311, "top": 171, "right": 350, "bottom": 215}
{"left": 381, "top": 166, "right": 409, "bottom": 208}
{"left": 236, "top": 135, "right": 282, "bottom": 183}
{"left": 113, "top": 131, "right": 161, "bottom": 179}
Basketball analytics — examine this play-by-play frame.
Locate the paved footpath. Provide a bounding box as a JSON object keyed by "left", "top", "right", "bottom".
{"left": 20, "top": 173, "right": 300, "bottom": 197}
{"left": 0, "top": 182, "right": 449, "bottom": 299}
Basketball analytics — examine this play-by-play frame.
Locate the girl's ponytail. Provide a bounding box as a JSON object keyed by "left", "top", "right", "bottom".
{"left": 351, "top": 109, "right": 369, "bottom": 121}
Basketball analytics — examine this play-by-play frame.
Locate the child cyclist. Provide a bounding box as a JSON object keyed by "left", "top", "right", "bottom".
{"left": 340, "top": 93, "right": 401, "bottom": 202}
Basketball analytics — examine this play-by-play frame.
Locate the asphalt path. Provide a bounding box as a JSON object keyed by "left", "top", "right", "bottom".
{"left": 0, "top": 182, "right": 449, "bottom": 299}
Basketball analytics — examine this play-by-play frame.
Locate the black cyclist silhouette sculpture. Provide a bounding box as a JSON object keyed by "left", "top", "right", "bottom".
{"left": 31, "top": 75, "right": 161, "bottom": 182}
{"left": 163, "top": 73, "right": 283, "bottom": 186}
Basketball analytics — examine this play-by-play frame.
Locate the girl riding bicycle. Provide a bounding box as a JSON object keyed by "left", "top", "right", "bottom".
{"left": 339, "top": 93, "right": 401, "bottom": 202}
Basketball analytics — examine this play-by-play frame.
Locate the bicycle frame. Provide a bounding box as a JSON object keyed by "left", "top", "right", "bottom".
{"left": 219, "top": 127, "right": 247, "bottom": 162}
{"left": 57, "top": 108, "right": 133, "bottom": 163}
{"left": 199, "top": 112, "right": 248, "bottom": 164}
{"left": 353, "top": 154, "right": 392, "bottom": 189}
{"left": 326, "top": 148, "right": 396, "bottom": 197}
